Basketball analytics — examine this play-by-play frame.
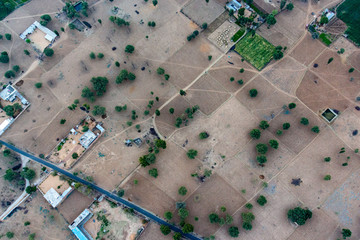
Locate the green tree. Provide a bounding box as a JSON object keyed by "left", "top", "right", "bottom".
{"left": 273, "top": 50, "right": 283, "bottom": 60}
{"left": 182, "top": 223, "right": 194, "bottom": 233}
{"left": 187, "top": 149, "right": 198, "bottom": 159}
{"left": 24, "top": 221, "right": 31, "bottom": 226}
{"left": 267, "top": 14, "right": 277, "bottom": 26}
{"left": 178, "top": 207, "right": 189, "bottom": 219}
{"left": 324, "top": 157, "right": 331, "bottom": 162}
{"left": 178, "top": 186, "right": 188, "bottom": 196}
{"left": 97, "top": 53, "right": 104, "bottom": 59}
{"left": 4, "top": 70, "right": 15, "bottom": 78}
{"left": 21, "top": 167, "right": 36, "bottom": 180}
{"left": 155, "top": 109, "right": 160, "bottom": 116}
{"left": 287, "top": 207, "right": 312, "bottom": 225}
{"left": 286, "top": 3, "right": 294, "bottom": 10}
{"left": 153, "top": 0, "right": 158, "bottom": 6}
{"left": 320, "top": 15, "right": 329, "bottom": 24}
{"left": 164, "top": 211, "right": 173, "bottom": 220}
{"left": 25, "top": 186, "right": 37, "bottom": 194}
{"left": 3, "top": 149, "right": 11, "bottom": 157}
{"left": 148, "top": 168, "right": 158, "bottom": 178}
{"left": 0, "top": 51, "right": 9, "bottom": 63}
{"left": 349, "top": 68, "right": 354, "bottom": 73}
{"left": 24, "top": 50, "right": 30, "bottom": 56}
{"left": 249, "top": 89, "right": 258, "bottom": 97}
{"left": 4, "top": 169, "right": 16, "bottom": 181}
{"left": 89, "top": 52, "right": 96, "bottom": 59}
{"left": 241, "top": 212, "right": 255, "bottom": 223}
{"left": 228, "top": 226, "right": 239, "bottom": 237}
{"left": 269, "top": 139, "right": 279, "bottom": 149}
{"left": 117, "top": 189, "right": 125, "bottom": 197}
{"left": 169, "top": 108, "right": 174, "bottom": 114}
{"left": 300, "top": 117, "right": 309, "bottom": 125}
{"left": 257, "top": 195, "right": 267, "bottom": 206}
{"left": 173, "top": 232, "right": 182, "bottom": 240}
{"left": 60, "top": 119, "right": 66, "bottom": 124}
{"left": 280, "top": 0, "right": 286, "bottom": 9}
{"left": 157, "top": 67, "right": 165, "bottom": 75}
{"left": 160, "top": 225, "right": 171, "bottom": 235}
{"left": 202, "top": 22, "right": 208, "bottom": 29}
{"left": 199, "top": 132, "right": 209, "bottom": 139}
{"left": 249, "top": 129, "right": 261, "bottom": 139}
{"left": 288, "top": 103, "right": 296, "bottom": 109}
{"left": 116, "top": 69, "right": 129, "bottom": 84}
{"left": 283, "top": 122, "right": 290, "bottom": 130}
{"left": 342, "top": 228, "right": 352, "bottom": 239}
{"left": 311, "top": 126, "right": 320, "bottom": 133}
{"left": 209, "top": 213, "right": 220, "bottom": 223}
{"left": 164, "top": 74, "right": 170, "bottom": 80}
{"left": 225, "top": 214, "right": 233, "bottom": 225}
{"left": 155, "top": 139, "right": 167, "bottom": 149}
{"left": 72, "top": 153, "right": 79, "bottom": 159}
{"left": 44, "top": 48, "right": 54, "bottom": 57}
{"left": 245, "top": 203, "right": 253, "bottom": 209}
{"left": 256, "top": 144, "right": 268, "bottom": 154}
{"left": 92, "top": 105, "right": 106, "bottom": 116}
{"left": 91, "top": 76, "right": 108, "bottom": 96}
{"left": 327, "top": 57, "right": 333, "bottom": 64}
{"left": 28, "top": 233, "right": 35, "bottom": 240}
{"left": 180, "top": 90, "right": 186, "bottom": 96}
{"left": 3, "top": 105, "right": 15, "bottom": 116}
{"left": 324, "top": 175, "right": 331, "bottom": 181}
{"left": 259, "top": 120, "right": 269, "bottom": 130}
{"left": 256, "top": 155, "right": 267, "bottom": 165}
{"left": 115, "top": 61, "right": 120, "bottom": 67}
{"left": 276, "top": 129, "right": 283, "bottom": 136}
{"left": 12, "top": 65, "right": 20, "bottom": 72}
{"left": 139, "top": 153, "right": 156, "bottom": 167}
{"left": 81, "top": 86, "right": 95, "bottom": 102}
{"left": 125, "top": 45, "right": 135, "bottom": 53}
{"left": 242, "top": 222, "right": 252, "bottom": 230}
{"left": 5, "top": 33, "right": 11, "bottom": 41}
{"left": 6, "top": 232, "right": 14, "bottom": 239}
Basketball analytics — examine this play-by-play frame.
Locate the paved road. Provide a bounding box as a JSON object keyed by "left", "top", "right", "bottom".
{"left": 0, "top": 140, "right": 202, "bottom": 240}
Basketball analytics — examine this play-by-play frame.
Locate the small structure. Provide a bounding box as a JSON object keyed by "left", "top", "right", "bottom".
{"left": 19, "top": 21, "right": 57, "bottom": 51}
{"left": 80, "top": 131, "right": 97, "bottom": 149}
{"left": 69, "top": 209, "right": 93, "bottom": 240}
{"left": 226, "top": 0, "right": 242, "bottom": 12}
{"left": 321, "top": 108, "right": 338, "bottom": 123}
{"left": 323, "top": 9, "right": 335, "bottom": 21}
{"left": 0, "top": 85, "right": 30, "bottom": 136}
{"left": 133, "top": 138, "right": 143, "bottom": 147}
{"left": 38, "top": 174, "right": 74, "bottom": 208}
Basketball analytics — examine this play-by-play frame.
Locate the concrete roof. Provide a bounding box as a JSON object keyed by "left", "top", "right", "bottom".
{"left": 43, "top": 187, "right": 73, "bottom": 208}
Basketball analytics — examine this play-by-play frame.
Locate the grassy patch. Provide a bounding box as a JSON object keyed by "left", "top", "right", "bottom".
{"left": 0, "top": 0, "right": 30, "bottom": 20}
{"left": 337, "top": 0, "right": 360, "bottom": 46}
{"left": 234, "top": 33, "right": 275, "bottom": 70}
{"left": 319, "top": 33, "right": 332, "bottom": 46}
{"left": 231, "top": 28, "right": 246, "bottom": 42}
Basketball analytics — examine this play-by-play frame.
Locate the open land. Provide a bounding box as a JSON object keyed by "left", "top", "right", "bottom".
{"left": 1, "top": 0, "right": 360, "bottom": 239}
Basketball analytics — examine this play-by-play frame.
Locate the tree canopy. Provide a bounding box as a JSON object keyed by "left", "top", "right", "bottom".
{"left": 178, "top": 186, "right": 188, "bottom": 196}
{"left": 92, "top": 105, "right": 106, "bottom": 116}
{"left": 228, "top": 226, "right": 239, "bottom": 237}
{"left": 249, "top": 129, "right": 261, "bottom": 139}
{"left": 90, "top": 76, "right": 108, "bottom": 96}
{"left": 287, "top": 207, "right": 312, "bottom": 225}
{"left": 187, "top": 149, "right": 198, "bottom": 159}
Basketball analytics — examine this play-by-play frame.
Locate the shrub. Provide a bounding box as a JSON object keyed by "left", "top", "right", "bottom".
{"left": 164, "top": 211, "right": 173, "bottom": 220}
{"left": 257, "top": 195, "right": 267, "bottom": 206}
{"left": 24, "top": 221, "right": 31, "bottom": 226}
{"left": 72, "top": 153, "right": 79, "bottom": 159}
{"left": 115, "top": 61, "right": 120, "bottom": 67}
{"left": 202, "top": 22, "right": 208, "bottom": 29}
{"left": 249, "top": 129, "right": 261, "bottom": 139}
{"left": 178, "top": 208, "right": 189, "bottom": 219}
{"left": 157, "top": 67, "right": 165, "bottom": 75}
{"left": 6, "top": 232, "right": 14, "bottom": 238}
{"left": 256, "top": 143, "right": 268, "bottom": 154}
{"left": 164, "top": 74, "right": 170, "bottom": 80}
{"left": 148, "top": 168, "right": 158, "bottom": 178}
{"left": 300, "top": 117, "right": 309, "bottom": 125}
{"left": 228, "top": 226, "right": 239, "bottom": 237}
{"left": 245, "top": 203, "right": 253, "bottom": 209}
{"left": 242, "top": 222, "right": 252, "bottom": 230}
{"left": 4, "top": 70, "right": 15, "bottom": 78}
{"left": 178, "top": 186, "right": 187, "bottom": 196}
{"left": 125, "top": 45, "right": 135, "bottom": 53}
{"left": 342, "top": 228, "right": 352, "bottom": 239}
{"left": 44, "top": 48, "right": 54, "bottom": 57}
{"left": 97, "top": 53, "right": 104, "bottom": 58}
{"left": 180, "top": 90, "right": 186, "bottom": 96}
{"left": 12, "top": 65, "right": 20, "bottom": 72}
{"left": 0, "top": 51, "right": 9, "bottom": 63}
{"left": 324, "top": 157, "right": 331, "bottom": 162}
{"left": 60, "top": 119, "right": 66, "bottom": 124}
{"left": 311, "top": 126, "right": 320, "bottom": 133}
{"left": 259, "top": 120, "right": 269, "bottom": 130}
{"left": 187, "top": 149, "right": 198, "bottom": 159}
{"left": 349, "top": 68, "right": 354, "bottom": 73}
{"left": 92, "top": 105, "right": 106, "bottom": 116}
{"left": 287, "top": 207, "right": 312, "bottom": 225}
{"left": 256, "top": 155, "right": 267, "bottom": 164}
{"left": 249, "top": 89, "right": 258, "bottom": 97}
{"left": 327, "top": 57, "right": 333, "bottom": 64}
{"left": 5, "top": 34, "right": 11, "bottom": 41}
{"left": 239, "top": 68, "right": 244, "bottom": 73}
{"left": 286, "top": 2, "right": 294, "bottom": 10}
{"left": 182, "top": 223, "right": 194, "bottom": 233}
{"left": 117, "top": 189, "right": 125, "bottom": 197}
{"left": 199, "top": 132, "right": 209, "bottom": 139}
{"left": 288, "top": 103, "right": 296, "bottom": 109}
{"left": 241, "top": 212, "right": 255, "bottom": 223}
{"left": 24, "top": 50, "right": 30, "bottom": 56}
{"left": 209, "top": 213, "right": 220, "bottom": 223}
{"left": 269, "top": 139, "right": 279, "bottom": 149}
{"left": 238, "top": 79, "right": 244, "bottom": 85}
{"left": 89, "top": 52, "right": 96, "bottom": 59}
{"left": 160, "top": 225, "right": 171, "bottom": 235}
{"left": 324, "top": 175, "right": 331, "bottom": 181}
{"left": 283, "top": 122, "right": 290, "bottom": 130}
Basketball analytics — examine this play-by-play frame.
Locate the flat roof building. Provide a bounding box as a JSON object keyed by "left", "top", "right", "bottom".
{"left": 20, "top": 21, "right": 57, "bottom": 43}
{"left": 226, "top": 0, "right": 242, "bottom": 12}
{"left": 69, "top": 209, "right": 93, "bottom": 240}
{"left": 80, "top": 130, "right": 97, "bottom": 149}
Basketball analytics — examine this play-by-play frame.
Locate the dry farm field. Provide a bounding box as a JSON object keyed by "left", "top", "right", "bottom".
{"left": 0, "top": 0, "right": 360, "bottom": 239}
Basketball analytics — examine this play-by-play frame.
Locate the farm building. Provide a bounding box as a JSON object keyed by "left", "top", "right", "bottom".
{"left": 69, "top": 209, "right": 93, "bottom": 240}
{"left": 323, "top": 8, "right": 335, "bottom": 21}
{"left": 0, "top": 85, "right": 30, "bottom": 136}
{"left": 226, "top": 0, "right": 242, "bottom": 12}
{"left": 37, "top": 174, "right": 74, "bottom": 208}
{"left": 20, "top": 21, "right": 57, "bottom": 51}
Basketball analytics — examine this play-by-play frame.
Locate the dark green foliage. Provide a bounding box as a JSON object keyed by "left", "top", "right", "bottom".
{"left": 44, "top": 48, "right": 54, "bottom": 57}
{"left": 125, "top": 45, "right": 135, "bottom": 53}
{"left": 349, "top": 67, "right": 354, "bottom": 73}
{"left": 153, "top": 0, "right": 158, "bottom": 6}
{"left": 3, "top": 149, "right": 11, "bottom": 157}
{"left": 320, "top": 15, "right": 329, "bottom": 24}
{"left": 178, "top": 208, "right": 189, "bottom": 219}
{"left": 286, "top": 3, "right": 294, "bottom": 10}
{"left": 63, "top": 2, "right": 80, "bottom": 19}
{"left": 209, "top": 213, "right": 220, "bottom": 223}
{"left": 241, "top": 212, "right": 255, "bottom": 223}
{"left": 148, "top": 168, "right": 158, "bottom": 178}
{"left": 21, "top": 167, "right": 36, "bottom": 180}
{"left": 91, "top": 76, "right": 108, "bottom": 96}
{"left": 199, "top": 132, "right": 209, "bottom": 139}
{"left": 238, "top": 79, "right": 244, "bottom": 85}
{"left": 280, "top": 0, "right": 286, "bottom": 9}
{"left": 259, "top": 120, "right": 269, "bottom": 130}
{"left": 288, "top": 103, "right": 296, "bottom": 109}
{"left": 160, "top": 225, "right": 171, "bottom": 235}
{"left": 324, "top": 175, "right": 331, "bottom": 181}
{"left": 5, "top": 33, "right": 11, "bottom": 41}
{"left": 256, "top": 143, "right": 268, "bottom": 154}
{"left": 182, "top": 223, "right": 194, "bottom": 233}
{"left": 89, "top": 52, "right": 96, "bottom": 59}
{"left": 60, "top": 119, "right": 66, "bottom": 124}
{"left": 208, "top": 55, "right": 212, "bottom": 61}
{"left": 115, "top": 61, "right": 120, "bottom": 67}
{"left": 40, "top": 14, "right": 52, "bottom": 26}
{"left": 283, "top": 122, "right": 290, "bottom": 130}
{"left": 300, "top": 117, "right": 309, "bottom": 125}
{"left": 155, "top": 139, "right": 167, "bottom": 149}
{"left": 180, "top": 90, "right": 186, "bottom": 96}
{"left": 0, "top": 51, "right": 9, "bottom": 63}
{"left": 116, "top": 69, "right": 136, "bottom": 83}
{"left": 92, "top": 105, "right": 106, "bottom": 116}
{"left": 327, "top": 57, "right": 334, "bottom": 64}
{"left": 25, "top": 186, "right": 37, "bottom": 194}
{"left": 6, "top": 232, "right": 14, "bottom": 238}
{"left": 269, "top": 139, "right": 279, "bottom": 149}
{"left": 155, "top": 109, "right": 160, "bottom": 116}
{"left": 273, "top": 49, "right": 283, "bottom": 60}
{"left": 239, "top": 68, "right": 245, "bottom": 73}
{"left": 245, "top": 203, "right": 253, "bottom": 209}
{"left": 164, "top": 211, "right": 173, "bottom": 220}
{"left": 164, "top": 74, "right": 170, "bottom": 80}
{"left": 4, "top": 70, "right": 15, "bottom": 78}
{"left": 81, "top": 86, "right": 95, "bottom": 102}
{"left": 148, "top": 21, "right": 156, "bottom": 27}
{"left": 287, "top": 207, "right": 312, "bottom": 225}
{"left": 249, "top": 89, "right": 258, "bottom": 97}
{"left": 230, "top": 77, "right": 235, "bottom": 82}
{"left": 109, "top": 16, "right": 130, "bottom": 27}
{"left": 3, "top": 105, "right": 15, "bottom": 116}
{"left": 242, "top": 222, "right": 252, "bottom": 230}
{"left": 342, "top": 228, "right": 352, "bottom": 239}
{"left": 324, "top": 157, "right": 331, "bottom": 162}
{"left": 256, "top": 155, "right": 267, "bottom": 164}
{"left": 12, "top": 65, "right": 20, "bottom": 72}
{"left": 249, "top": 129, "right": 261, "bottom": 139}
{"left": 337, "top": 0, "right": 360, "bottom": 46}
{"left": 178, "top": 186, "right": 188, "bottom": 196}
{"left": 187, "top": 149, "right": 198, "bottom": 159}
{"left": 4, "top": 169, "right": 16, "bottom": 181}
{"left": 117, "top": 189, "right": 125, "bottom": 197}
{"left": 202, "top": 22, "right": 208, "bottom": 29}
{"left": 72, "top": 152, "right": 78, "bottom": 159}
{"left": 257, "top": 195, "right": 267, "bottom": 206}
{"left": 28, "top": 233, "right": 35, "bottom": 240}
{"left": 139, "top": 153, "right": 156, "bottom": 167}
{"left": 24, "top": 50, "right": 30, "bottom": 56}
{"left": 228, "top": 226, "right": 239, "bottom": 237}
{"left": 173, "top": 232, "right": 182, "bottom": 240}
{"left": 267, "top": 14, "right": 277, "bottom": 25}
{"left": 169, "top": 108, "right": 174, "bottom": 114}
{"left": 311, "top": 126, "right": 320, "bottom": 133}
{"left": 24, "top": 221, "right": 31, "bottom": 226}
{"left": 342, "top": 163, "right": 348, "bottom": 166}
{"left": 97, "top": 53, "right": 104, "bottom": 59}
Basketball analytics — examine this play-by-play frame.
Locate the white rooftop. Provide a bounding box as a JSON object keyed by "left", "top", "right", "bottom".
{"left": 80, "top": 130, "right": 97, "bottom": 149}
{"left": 0, "top": 85, "right": 17, "bottom": 102}
{"left": 20, "top": 21, "right": 57, "bottom": 42}
{"left": 43, "top": 187, "right": 73, "bottom": 208}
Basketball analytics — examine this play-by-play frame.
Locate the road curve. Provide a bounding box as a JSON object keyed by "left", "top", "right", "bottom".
{"left": 0, "top": 140, "right": 202, "bottom": 240}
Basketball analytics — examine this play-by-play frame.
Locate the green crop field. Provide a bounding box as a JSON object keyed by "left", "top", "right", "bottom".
{"left": 0, "top": 0, "right": 30, "bottom": 20}
{"left": 337, "top": 0, "right": 360, "bottom": 46}
{"left": 319, "top": 33, "right": 332, "bottom": 46}
{"left": 234, "top": 33, "right": 275, "bottom": 70}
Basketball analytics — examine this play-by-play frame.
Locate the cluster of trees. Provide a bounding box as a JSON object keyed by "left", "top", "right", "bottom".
{"left": 287, "top": 207, "right": 312, "bottom": 225}
{"left": 116, "top": 69, "right": 136, "bottom": 83}
{"left": 280, "top": 0, "right": 294, "bottom": 11}
{"left": 92, "top": 105, "right": 106, "bottom": 116}
{"left": 63, "top": 1, "right": 88, "bottom": 19}
{"left": 40, "top": 14, "right": 52, "bottom": 26}
{"left": 139, "top": 139, "right": 166, "bottom": 167}
{"left": 4, "top": 65, "right": 20, "bottom": 79}
{"left": 81, "top": 76, "right": 109, "bottom": 102}
{"left": 157, "top": 67, "right": 170, "bottom": 80}
{"left": 175, "top": 105, "right": 200, "bottom": 128}
{"left": 3, "top": 103, "right": 22, "bottom": 117}
{"left": 109, "top": 16, "right": 130, "bottom": 27}
{"left": 148, "top": 21, "right": 156, "bottom": 27}
{"left": 115, "top": 104, "right": 127, "bottom": 112}
{"left": 273, "top": 45, "right": 286, "bottom": 60}
{"left": 0, "top": 2, "right": 15, "bottom": 18}
{"left": 208, "top": 208, "right": 233, "bottom": 226}
{"left": 89, "top": 52, "right": 104, "bottom": 59}
{"left": 187, "top": 30, "right": 199, "bottom": 41}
